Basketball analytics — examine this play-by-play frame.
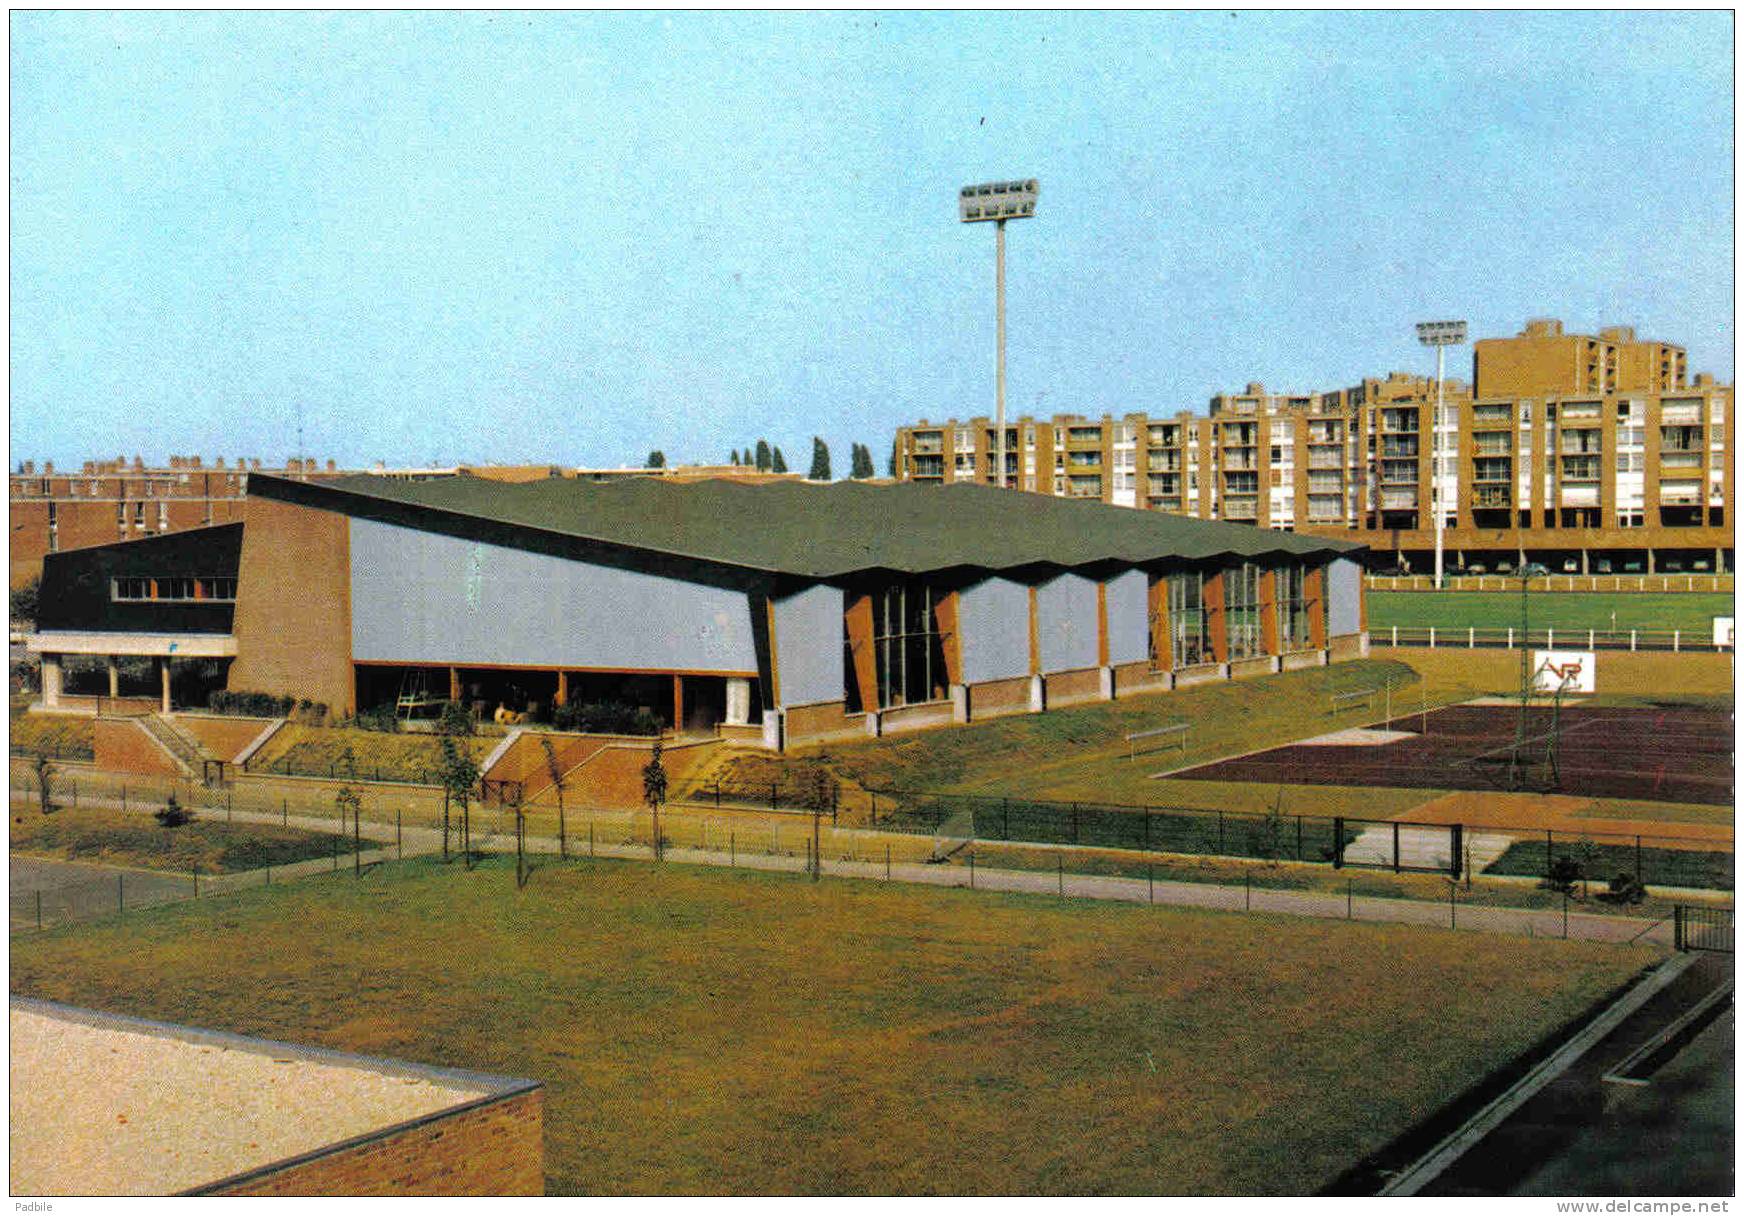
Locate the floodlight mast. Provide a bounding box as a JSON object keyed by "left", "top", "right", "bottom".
{"left": 1415, "top": 320, "right": 1468, "bottom": 589}
{"left": 961, "top": 179, "right": 1039, "bottom": 489}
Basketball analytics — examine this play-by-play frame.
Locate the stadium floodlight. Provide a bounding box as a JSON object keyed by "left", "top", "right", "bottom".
{"left": 960, "top": 179, "right": 1040, "bottom": 490}
{"left": 1415, "top": 320, "right": 1468, "bottom": 590}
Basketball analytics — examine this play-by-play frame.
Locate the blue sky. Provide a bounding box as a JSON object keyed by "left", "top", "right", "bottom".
{"left": 10, "top": 10, "right": 1734, "bottom": 471}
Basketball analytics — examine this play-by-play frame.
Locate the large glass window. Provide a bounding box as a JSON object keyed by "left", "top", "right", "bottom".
{"left": 873, "top": 582, "right": 947, "bottom": 709}
{"left": 1276, "top": 565, "right": 1312, "bottom": 650}
{"left": 1225, "top": 563, "right": 1262, "bottom": 659}
{"left": 1166, "top": 571, "right": 1212, "bottom": 668}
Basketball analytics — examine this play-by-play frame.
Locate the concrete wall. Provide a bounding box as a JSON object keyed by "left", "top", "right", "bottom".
{"left": 1328, "top": 556, "right": 1363, "bottom": 637}
{"left": 957, "top": 577, "right": 1031, "bottom": 685}
{"left": 1036, "top": 573, "right": 1098, "bottom": 673}
{"left": 772, "top": 584, "right": 844, "bottom": 707}
{"left": 1104, "top": 569, "right": 1149, "bottom": 666}
{"left": 348, "top": 519, "right": 758, "bottom": 674}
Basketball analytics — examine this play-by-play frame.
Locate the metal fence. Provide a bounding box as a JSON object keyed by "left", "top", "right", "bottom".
{"left": 1674, "top": 905, "right": 1733, "bottom": 952}
{"left": 676, "top": 778, "right": 1732, "bottom": 892}
{"left": 1376, "top": 625, "right": 1727, "bottom": 653}
{"left": 1367, "top": 573, "right": 1732, "bottom": 594}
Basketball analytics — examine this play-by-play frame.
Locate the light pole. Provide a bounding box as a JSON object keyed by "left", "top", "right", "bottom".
{"left": 1415, "top": 320, "right": 1467, "bottom": 588}
{"left": 960, "top": 178, "right": 1039, "bottom": 489}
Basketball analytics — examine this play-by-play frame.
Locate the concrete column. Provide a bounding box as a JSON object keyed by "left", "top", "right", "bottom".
{"left": 950, "top": 684, "right": 969, "bottom": 723}
{"left": 1028, "top": 674, "right": 1045, "bottom": 713}
{"left": 762, "top": 711, "right": 784, "bottom": 751}
{"left": 107, "top": 657, "right": 120, "bottom": 698}
{"left": 158, "top": 657, "right": 171, "bottom": 713}
{"left": 1098, "top": 666, "right": 1115, "bottom": 700}
{"left": 41, "top": 654, "right": 62, "bottom": 709}
{"left": 725, "top": 677, "right": 751, "bottom": 726}
{"left": 1580, "top": 548, "right": 1589, "bottom": 575}
{"left": 1646, "top": 548, "right": 1656, "bottom": 574}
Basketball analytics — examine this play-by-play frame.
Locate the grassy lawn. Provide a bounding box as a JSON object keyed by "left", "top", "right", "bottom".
{"left": 9, "top": 805, "right": 346, "bottom": 873}
{"left": 9, "top": 710, "right": 95, "bottom": 761}
{"left": 10, "top": 856, "right": 1655, "bottom": 1195}
{"left": 1369, "top": 646, "right": 1735, "bottom": 706}
{"left": 1368, "top": 591, "right": 1733, "bottom": 633}
{"left": 714, "top": 659, "right": 1432, "bottom": 805}
{"left": 249, "top": 723, "right": 495, "bottom": 782}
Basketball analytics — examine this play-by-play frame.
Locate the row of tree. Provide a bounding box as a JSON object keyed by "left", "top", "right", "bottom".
{"left": 646, "top": 436, "right": 901, "bottom": 479}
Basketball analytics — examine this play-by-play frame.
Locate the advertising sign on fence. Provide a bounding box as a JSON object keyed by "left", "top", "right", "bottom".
{"left": 1531, "top": 650, "right": 1596, "bottom": 694}
{"left": 1714, "top": 617, "right": 1734, "bottom": 649}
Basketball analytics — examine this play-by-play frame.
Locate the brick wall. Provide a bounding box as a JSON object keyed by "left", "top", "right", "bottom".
{"left": 228, "top": 495, "right": 355, "bottom": 715}
{"left": 206, "top": 1088, "right": 543, "bottom": 1196}
{"left": 967, "top": 675, "right": 1031, "bottom": 720}
{"left": 1043, "top": 667, "right": 1103, "bottom": 706}
{"left": 176, "top": 716, "right": 275, "bottom": 763}
{"left": 92, "top": 719, "right": 183, "bottom": 777}
{"left": 784, "top": 701, "right": 865, "bottom": 745}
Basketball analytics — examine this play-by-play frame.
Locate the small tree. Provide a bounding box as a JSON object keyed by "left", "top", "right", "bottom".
{"left": 31, "top": 747, "right": 56, "bottom": 814}
{"left": 642, "top": 741, "right": 669, "bottom": 861}
{"left": 808, "top": 437, "right": 831, "bottom": 481}
{"left": 1255, "top": 789, "right": 1287, "bottom": 866}
{"left": 541, "top": 735, "right": 568, "bottom": 859}
{"left": 438, "top": 736, "right": 482, "bottom": 867}
{"left": 646, "top": 450, "right": 667, "bottom": 469}
{"left": 851, "top": 443, "right": 874, "bottom": 480}
{"left": 729, "top": 448, "right": 740, "bottom": 466}
{"left": 754, "top": 440, "right": 772, "bottom": 472}
{"left": 439, "top": 699, "right": 474, "bottom": 737}
{"left": 771, "top": 446, "right": 788, "bottom": 474}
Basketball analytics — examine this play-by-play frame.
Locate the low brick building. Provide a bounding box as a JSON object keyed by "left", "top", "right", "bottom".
{"left": 28, "top": 473, "right": 1369, "bottom": 748}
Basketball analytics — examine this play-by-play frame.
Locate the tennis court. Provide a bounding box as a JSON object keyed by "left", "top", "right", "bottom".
{"left": 1171, "top": 705, "right": 1733, "bottom": 806}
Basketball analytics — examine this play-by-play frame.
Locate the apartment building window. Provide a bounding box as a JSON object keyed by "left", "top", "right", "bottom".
{"left": 1166, "top": 571, "right": 1212, "bottom": 668}
{"left": 1561, "top": 455, "right": 1601, "bottom": 482}
{"left": 1276, "top": 565, "right": 1311, "bottom": 650}
{"left": 1617, "top": 509, "right": 1645, "bottom": 528}
{"left": 1066, "top": 475, "right": 1103, "bottom": 498}
{"left": 198, "top": 577, "right": 237, "bottom": 600}
{"left": 1067, "top": 450, "right": 1100, "bottom": 467}
{"left": 911, "top": 455, "right": 944, "bottom": 477}
{"left": 1224, "top": 472, "right": 1259, "bottom": 494}
{"left": 873, "top": 582, "right": 947, "bottom": 709}
{"left": 1616, "top": 452, "right": 1644, "bottom": 474}
{"left": 1225, "top": 563, "right": 1262, "bottom": 659}
{"left": 46, "top": 501, "right": 58, "bottom": 552}
{"left": 113, "top": 577, "right": 152, "bottom": 600}
{"left": 160, "top": 576, "right": 197, "bottom": 600}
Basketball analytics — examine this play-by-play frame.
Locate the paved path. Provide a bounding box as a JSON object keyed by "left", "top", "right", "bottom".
{"left": 14, "top": 788, "right": 1687, "bottom": 948}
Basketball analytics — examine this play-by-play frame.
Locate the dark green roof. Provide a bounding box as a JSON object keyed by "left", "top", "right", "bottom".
{"left": 254, "top": 473, "right": 1362, "bottom": 579}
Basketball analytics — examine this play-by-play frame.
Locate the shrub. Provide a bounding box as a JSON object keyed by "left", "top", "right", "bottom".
{"left": 1544, "top": 853, "right": 1584, "bottom": 896}
{"left": 552, "top": 700, "right": 663, "bottom": 736}
{"left": 155, "top": 794, "right": 192, "bottom": 828}
{"left": 1597, "top": 871, "right": 1647, "bottom": 906}
{"left": 354, "top": 705, "right": 401, "bottom": 733}
{"left": 208, "top": 690, "right": 297, "bottom": 718}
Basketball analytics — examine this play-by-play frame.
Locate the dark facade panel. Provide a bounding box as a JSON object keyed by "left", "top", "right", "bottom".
{"left": 36, "top": 524, "right": 242, "bottom": 634}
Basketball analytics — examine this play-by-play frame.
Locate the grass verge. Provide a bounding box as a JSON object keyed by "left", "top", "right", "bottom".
{"left": 9, "top": 805, "right": 346, "bottom": 873}
{"left": 10, "top": 855, "right": 1655, "bottom": 1195}
{"left": 9, "top": 711, "right": 95, "bottom": 761}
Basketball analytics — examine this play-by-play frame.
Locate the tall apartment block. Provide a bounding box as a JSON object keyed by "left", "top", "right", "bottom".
{"left": 893, "top": 319, "right": 1733, "bottom": 575}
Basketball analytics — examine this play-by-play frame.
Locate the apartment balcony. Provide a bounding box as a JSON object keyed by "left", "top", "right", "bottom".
{"left": 1380, "top": 488, "right": 1419, "bottom": 510}
{"left": 1659, "top": 479, "right": 1702, "bottom": 505}
{"left": 1147, "top": 452, "right": 1183, "bottom": 472}
{"left": 1221, "top": 496, "right": 1258, "bottom": 520}
{"left": 1221, "top": 452, "right": 1259, "bottom": 472}
{"left": 1660, "top": 451, "right": 1703, "bottom": 471}
{"left": 1472, "top": 485, "right": 1513, "bottom": 509}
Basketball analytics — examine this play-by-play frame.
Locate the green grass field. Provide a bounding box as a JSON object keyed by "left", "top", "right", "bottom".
{"left": 1368, "top": 591, "right": 1733, "bottom": 633}
{"left": 9, "top": 805, "right": 347, "bottom": 873}
{"left": 10, "top": 856, "right": 1654, "bottom": 1195}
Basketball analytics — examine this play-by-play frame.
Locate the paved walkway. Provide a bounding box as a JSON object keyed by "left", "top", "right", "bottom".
{"left": 14, "top": 788, "right": 1688, "bottom": 948}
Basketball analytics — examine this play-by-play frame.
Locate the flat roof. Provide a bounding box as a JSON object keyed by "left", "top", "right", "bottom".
{"left": 251, "top": 472, "right": 1362, "bottom": 581}
{"left": 9, "top": 999, "right": 537, "bottom": 1196}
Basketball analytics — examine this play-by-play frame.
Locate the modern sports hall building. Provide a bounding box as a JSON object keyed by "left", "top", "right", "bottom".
{"left": 32, "top": 473, "right": 1369, "bottom": 749}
